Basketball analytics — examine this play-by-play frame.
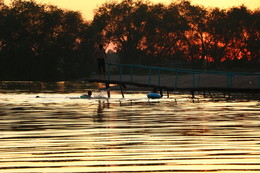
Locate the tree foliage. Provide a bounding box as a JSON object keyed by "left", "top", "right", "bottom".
{"left": 0, "top": 0, "right": 259, "bottom": 80}
{"left": 93, "top": 0, "right": 259, "bottom": 67}
{"left": 0, "top": 0, "right": 96, "bottom": 80}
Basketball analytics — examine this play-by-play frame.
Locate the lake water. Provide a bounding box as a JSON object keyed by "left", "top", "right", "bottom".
{"left": 0, "top": 89, "right": 260, "bottom": 172}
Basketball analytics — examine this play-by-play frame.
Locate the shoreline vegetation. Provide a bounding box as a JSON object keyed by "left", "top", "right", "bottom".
{"left": 0, "top": 0, "right": 259, "bottom": 81}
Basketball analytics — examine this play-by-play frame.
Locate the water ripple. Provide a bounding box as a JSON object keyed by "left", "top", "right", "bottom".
{"left": 0, "top": 93, "right": 259, "bottom": 172}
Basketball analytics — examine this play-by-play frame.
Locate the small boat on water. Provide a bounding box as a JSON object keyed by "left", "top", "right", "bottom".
{"left": 147, "top": 93, "right": 162, "bottom": 99}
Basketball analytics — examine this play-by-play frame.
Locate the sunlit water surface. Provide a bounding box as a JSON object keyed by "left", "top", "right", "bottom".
{"left": 0, "top": 92, "right": 260, "bottom": 173}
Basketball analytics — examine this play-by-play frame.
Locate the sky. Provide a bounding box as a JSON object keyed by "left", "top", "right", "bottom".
{"left": 4, "top": 0, "right": 260, "bottom": 21}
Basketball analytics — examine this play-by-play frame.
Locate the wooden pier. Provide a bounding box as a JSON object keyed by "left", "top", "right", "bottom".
{"left": 83, "top": 63, "right": 260, "bottom": 99}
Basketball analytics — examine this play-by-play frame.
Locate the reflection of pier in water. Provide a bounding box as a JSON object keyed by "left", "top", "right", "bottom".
{"left": 93, "top": 100, "right": 109, "bottom": 123}
{"left": 84, "top": 63, "right": 260, "bottom": 99}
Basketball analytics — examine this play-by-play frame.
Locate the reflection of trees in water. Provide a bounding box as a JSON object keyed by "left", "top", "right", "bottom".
{"left": 4, "top": 106, "right": 82, "bottom": 131}
{"left": 93, "top": 101, "right": 109, "bottom": 123}
{"left": 10, "top": 120, "right": 43, "bottom": 131}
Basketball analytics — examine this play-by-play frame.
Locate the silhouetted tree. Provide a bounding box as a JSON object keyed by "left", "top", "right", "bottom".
{"left": 0, "top": 0, "right": 259, "bottom": 81}
{"left": 92, "top": 0, "right": 259, "bottom": 69}
{"left": 143, "top": 3, "right": 190, "bottom": 63}
{"left": 93, "top": 0, "right": 150, "bottom": 64}
{"left": 0, "top": 0, "right": 96, "bottom": 80}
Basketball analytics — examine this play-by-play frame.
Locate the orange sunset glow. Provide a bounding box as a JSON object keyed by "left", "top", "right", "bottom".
{"left": 4, "top": 0, "right": 260, "bottom": 21}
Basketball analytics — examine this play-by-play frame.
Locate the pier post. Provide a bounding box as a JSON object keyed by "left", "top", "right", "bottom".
{"left": 106, "top": 83, "right": 110, "bottom": 98}
{"left": 258, "top": 75, "right": 260, "bottom": 89}
{"left": 191, "top": 90, "right": 195, "bottom": 98}
{"left": 159, "top": 88, "right": 163, "bottom": 97}
{"left": 120, "top": 84, "right": 125, "bottom": 98}
{"left": 208, "top": 91, "right": 213, "bottom": 98}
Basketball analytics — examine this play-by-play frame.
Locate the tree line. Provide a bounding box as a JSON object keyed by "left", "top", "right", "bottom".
{"left": 0, "top": 0, "right": 259, "bottom": 80}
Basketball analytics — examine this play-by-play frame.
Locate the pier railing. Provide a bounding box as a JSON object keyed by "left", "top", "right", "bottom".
{"left": 106, "top": 63, "right": 260, "bottom": 89}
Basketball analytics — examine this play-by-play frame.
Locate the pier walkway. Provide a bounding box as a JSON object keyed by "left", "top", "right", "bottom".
{"left": 84, "top": 63, "right": 260, "bottom": 98}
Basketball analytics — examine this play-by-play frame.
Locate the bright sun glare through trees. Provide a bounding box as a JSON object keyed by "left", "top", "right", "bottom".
{"left": 0, "top": 0, "right": 259, "bottom": 81}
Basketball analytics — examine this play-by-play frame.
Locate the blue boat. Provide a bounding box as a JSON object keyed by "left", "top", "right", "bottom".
{"left": 147, "top": 93, "right": 162, "bottom": 99}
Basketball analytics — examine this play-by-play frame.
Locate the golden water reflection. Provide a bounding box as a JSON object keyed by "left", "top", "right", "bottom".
{"left": 0, "top": 93, "right": 260, "bottom": 172}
